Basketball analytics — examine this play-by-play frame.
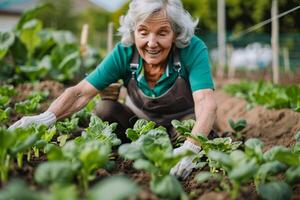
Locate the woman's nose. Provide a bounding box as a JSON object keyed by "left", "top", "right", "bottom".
{"left": 147, "top": 34, "right": 158, "bottom": 47}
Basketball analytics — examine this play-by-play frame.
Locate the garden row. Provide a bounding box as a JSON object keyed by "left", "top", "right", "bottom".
{"left": 1, "top": 82, "right": 300, "bottom": 200}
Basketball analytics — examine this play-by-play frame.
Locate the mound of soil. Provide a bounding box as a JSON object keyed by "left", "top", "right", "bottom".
{"left": 14, "top": 80, "right": 64, "bottom": 102}
{"left": 214, "top": 90, "right": 300, "bottom": 150}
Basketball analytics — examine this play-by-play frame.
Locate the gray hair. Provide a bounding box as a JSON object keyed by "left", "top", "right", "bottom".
{"left": 118, "top": 0, "right": 198, "bottom": 48}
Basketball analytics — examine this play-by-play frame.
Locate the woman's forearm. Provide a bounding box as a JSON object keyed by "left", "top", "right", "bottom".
{"left": 47, "top": 80, "right": 99, "bottom": 120}
{"left": 191, "top": 105, "right": 216, "bottom": 136}
{"left": 189, "top": 89, "right": 217, "bottom": 144}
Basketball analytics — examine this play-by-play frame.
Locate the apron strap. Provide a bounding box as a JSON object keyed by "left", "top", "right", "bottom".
{"left": 130, "top": 46, "right": 139, "bottom": 75}
{"left": 172, "top": 45, "right": 181, "bottom": 72}
{"left": 130, "top": 45, "right": 182, "bottom": 74}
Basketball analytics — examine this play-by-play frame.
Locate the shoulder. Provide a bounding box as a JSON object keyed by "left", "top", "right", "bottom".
{"left": 180, "top": 35, "right": 207, "bottom": 55}
{"left": 179, "top": 35, "right": 208, "bottom": 66}
{"left": 112, "top": 42, "right": 134, "bottom": 63}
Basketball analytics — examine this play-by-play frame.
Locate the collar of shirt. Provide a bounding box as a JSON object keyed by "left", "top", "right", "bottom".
{"left": 136, "top": 54, "right": 176, "bottom": 84}
{"left": 133, "top": 53, "right": 179, "bottom": 97}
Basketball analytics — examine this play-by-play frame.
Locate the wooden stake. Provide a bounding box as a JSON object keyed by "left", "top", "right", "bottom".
{"left": 107, "top": 22, "right": 114, "bottom": 53}
{"left": 271, "top": 0, "right": 279, "bottom": 84}
{"left": 80, "top": 24, "right": 89, "bottom": 57}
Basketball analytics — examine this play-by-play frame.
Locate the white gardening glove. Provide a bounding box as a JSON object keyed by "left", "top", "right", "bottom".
{"left": 8, "top": 111, "right": 56, "bottom": 131}
{"left": 170, "top": 140, "right": 201, "bottom": 179}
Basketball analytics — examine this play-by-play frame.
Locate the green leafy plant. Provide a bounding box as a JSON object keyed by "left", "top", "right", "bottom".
{"left": 85, "top": 114, "right": 121, "bottom": 146}
{"left": 125, "top": 119, "right": 156, "bottom": 141}
{"left": 14, "top": 91, "right": 49, "bottom": 115}
{"left": 119, "top": 123, "right": 190, "bottom": 200}
{"left": 88, "top": 176, "right": 140, "bottom": 200}
{"left": 0, "top": 5, "right": 101, "bottom": 84}
{"left": 55, "top": 117, "right": 79, "bottom": 134}
{"left": 0, "top": 125, "right": 47, "bottom": 183}
{"left": 227, "top": 118, "right": 247, "bottom": 139}
{"left": 44, "top": 139, "right": 111, "bottom": 192}
{"left": 200, "top": 150, "right": 258, "bottom": 199}
{"left": 223, "top": 81, "right": 300, "bottom": 112}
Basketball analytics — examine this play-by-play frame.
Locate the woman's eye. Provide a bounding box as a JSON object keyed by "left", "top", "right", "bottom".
{"left": 159, "top": 31, "right": 168, "bottom": 36}
{"left": 138, "top": 30, "right": 148, "bottom": 36}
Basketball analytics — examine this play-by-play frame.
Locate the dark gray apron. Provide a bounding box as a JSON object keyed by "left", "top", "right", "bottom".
{"left": 126, "top": 46, "right": 195, "bottom": 127}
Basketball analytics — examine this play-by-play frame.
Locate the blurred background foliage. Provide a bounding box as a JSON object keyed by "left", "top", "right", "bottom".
{"left": 35, "top": 0, "right": 298, "bottom": 70}
{"left": 35, "top": 0, "right": 300, "bottom": 44}
{"left": 0, "top": 0, "right": 299, "bottom": 85}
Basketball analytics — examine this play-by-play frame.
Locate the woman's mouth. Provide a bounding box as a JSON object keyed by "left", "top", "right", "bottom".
{"left": 145, "top": 49, "right": 161, "bottom": 56}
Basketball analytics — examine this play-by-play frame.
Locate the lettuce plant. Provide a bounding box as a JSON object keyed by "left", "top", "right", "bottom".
{"left": 171, "top": 119, "right": 195, "bottom": 145}
{"left": 227, "top": 118, "right": 247, "bottom": 139}
{"left": 0, "top": 176, "right": 138, "bottom": 200}
{"left": 44, "top": 135, "right": 111, "bottom": 192}
{"left": 0, "top": 85, "right": 16, "bottom": 97}
{"left": 125, "top": 119, "right": 156, "bottom": 141}
{"left": 0, "top": 125, "right": 47, "bottom": 183}
{"left": 119, "top": 126, "right": 190, "bottom": 200}
{"left": 84, "top": 114, "right": 121, "bottom": 146}
{"left": 199, "top": 150, "right": 258, "bottom": 199}
{"left": 223, "top": 81, "right": 300, "bottom": 112}
{"left": 0, "top": 5, "right": 101, "bottom": 84}
{"left": 55, "top": 117, "right": 79, "bottom": 134}
{"left": 0, "top": 107, "right": 11, "bottom": 124}
{"left": 9, "top": 125, "right": 47, "bottom": 167}
{"left": 88, "top": 176, "right": 140, "bottom": 200}
{"left": 14, "top": 91, "right": 48, "bottom": 115}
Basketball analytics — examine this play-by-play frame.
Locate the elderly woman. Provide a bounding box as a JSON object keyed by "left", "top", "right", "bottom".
{"left": 10, "top": 0, "right": 217, "bottom": 179}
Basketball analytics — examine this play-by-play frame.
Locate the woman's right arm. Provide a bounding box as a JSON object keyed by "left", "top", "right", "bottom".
{"left": 48, "top": 79, "right": 99, "bottom": 120}
{"left": 9, "top": 79, "right": 99, "bottom": 130}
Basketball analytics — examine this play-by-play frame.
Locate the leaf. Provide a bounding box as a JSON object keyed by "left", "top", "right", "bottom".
{"left": 245, "top": 138, "right": 264, "bottom": 161}
{"left": 125, "top": 128, "right": 139, "bottom": 141}
{"left": 44, "top": 143, "right": 64, "bottom": 160}
{"left": 208, "top": 151, "right": 231, "bottom": 169}
{"left": 133, "top": 159, "right": 158, "bottom": 174}
{"left": 34, "top": 161, "right": 75, "bottom": 185}
{"left": 257, "top": 181, "right": 292, "bottom": 200}
{"left": 171, "top": 119, "right": 195, "bottom": 134}
{"left": 263, "top": 146, "right": 289, "bottom": 161}
{"left": 0, "top": 180, "right": 40, "bottom": 200}
{"left": 57, "top": 134, "right": 69, "bottom": 147}
{"left": 229, "top": 159, "right": 257, "bottom": 182}
{"left": 118, "top": 143, "right": 143, "bottom": 160}
{"left": 86, "top": 115, "right": 121, "bottom": 146}
{"left": 79, "top": 141, "right": 111, "bottom": 172}
{"left": 274, "top": 150, "right": 300, "bottom": 166}
{"left": 55, "top": 117, "right": 79, "bottom": 134}
{"left": 46, "top": 184, "right": 78, "bottom": 200}
{"left": 150, "top": 175, "right": 185, "bottom": 200}
{"left": 255, "top": 161, "right": 286, "bottom": 184}
{"left": 88, "top": 176, "right": 140, "bottom": 200}
{"left": 195, "top": 172, "right": 220, "bottom": 183}
{"left": 16, "top": 4, "right": 50, "bottom": 30}
{"left": 0, "top": 31, "right": 15, "bottom": 59}
{"left": 19, "top": 19, "right": 43, "bottom": 58}
{"left": 285, "top": 166, "right": 300, "bottom": 184}
{"left": 228, "top": 118, "right": 247, "bottom": 132}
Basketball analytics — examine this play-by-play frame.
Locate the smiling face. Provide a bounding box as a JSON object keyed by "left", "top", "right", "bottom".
{"left": 134, "top": 10, "right": 175, "bottom": 67}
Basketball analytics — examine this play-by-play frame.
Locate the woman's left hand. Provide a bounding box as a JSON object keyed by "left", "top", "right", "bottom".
{"left": 170, "top": 140, "right": 201, "bottom": 179}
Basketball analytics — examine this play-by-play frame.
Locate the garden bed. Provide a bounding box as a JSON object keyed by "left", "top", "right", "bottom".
{"left": 2, "top": 80, "right": 300, "bottom": 200}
